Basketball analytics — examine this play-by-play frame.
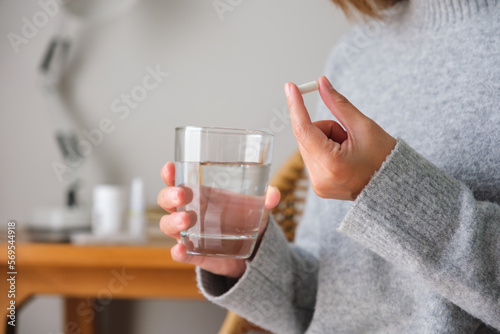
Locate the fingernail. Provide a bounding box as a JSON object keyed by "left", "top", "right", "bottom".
{"left": 284, "top": 83, "right": 291, "bottom": 96}
{"left": 322, "top": 76, "right": 333, "bottom": 89}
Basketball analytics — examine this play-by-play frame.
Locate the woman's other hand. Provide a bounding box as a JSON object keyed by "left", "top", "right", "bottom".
{"left": 285, "top": 76, "right": 397, "bottom": 201}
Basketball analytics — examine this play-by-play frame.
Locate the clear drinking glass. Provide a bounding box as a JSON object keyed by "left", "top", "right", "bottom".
{"left": 175, "top": 126, "right": 273, "bottom": 259}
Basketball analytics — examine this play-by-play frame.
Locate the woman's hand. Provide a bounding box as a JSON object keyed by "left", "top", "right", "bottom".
{"left": 157, "top": 162, "right": 280, "bottom": 278}
{"left": 285, "top": 76, "right": 397, "bottom": 201}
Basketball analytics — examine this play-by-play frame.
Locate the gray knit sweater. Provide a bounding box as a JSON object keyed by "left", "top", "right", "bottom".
{"left": 197, "top": 0, "right": 500, "bottom": 333}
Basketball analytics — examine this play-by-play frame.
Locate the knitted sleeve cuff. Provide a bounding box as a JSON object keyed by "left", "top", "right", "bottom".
{"left": 196, "top": 217, "right": 301, "bottom": 331}
{"left": 338, "top": 139, "right": 464, "bottom": 271}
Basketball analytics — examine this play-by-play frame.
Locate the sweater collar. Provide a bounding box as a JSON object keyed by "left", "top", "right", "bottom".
{"left": 400, "top": 0, "right": 499, "bottom": 29}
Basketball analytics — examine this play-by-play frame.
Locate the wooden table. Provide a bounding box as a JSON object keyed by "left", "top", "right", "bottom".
{"left": 0, "top": 243, "right": 202, "bottom": 334}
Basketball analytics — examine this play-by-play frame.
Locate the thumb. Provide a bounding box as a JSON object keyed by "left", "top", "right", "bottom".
{"left": 318, "top": 76, "right": 366, "bottom": 133}
{"left": 264, "top": 185, "right": 280, "bottom": 210}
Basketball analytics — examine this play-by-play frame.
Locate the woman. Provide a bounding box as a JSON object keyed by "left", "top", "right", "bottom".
{"left": 158, "top": 0, "right": 500, "bottom": 332}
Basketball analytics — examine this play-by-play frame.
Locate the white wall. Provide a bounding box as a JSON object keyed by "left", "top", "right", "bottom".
{"left": 0, "top": 0, "right": 350, "bottom": 333}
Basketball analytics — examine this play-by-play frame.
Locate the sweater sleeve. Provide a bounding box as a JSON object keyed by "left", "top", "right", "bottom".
{"left": 339, "top": 139, "right": 500, "bottom": 329}
{"left": 196, "top": 216, "right": 319, "bottom": 334}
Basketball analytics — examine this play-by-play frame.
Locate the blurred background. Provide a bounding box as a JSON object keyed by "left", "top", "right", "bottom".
{"left": 0, "top": 0, "right": 350, "bottom": 332}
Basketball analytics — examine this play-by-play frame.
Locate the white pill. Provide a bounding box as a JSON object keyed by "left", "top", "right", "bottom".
{"left": 297, "top": 81, "right": 318, "bottom": 94}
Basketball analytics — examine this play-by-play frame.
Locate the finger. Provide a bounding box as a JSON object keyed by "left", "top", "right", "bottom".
{"left": 313, "top": 120, "right": 348, "bottom": 144}
{"left": 258, "top": 186, "right": 281, "bottom": 233}
{"left": 159, "top": 212, "right": 190, "bottom": 240}
{"left": 180, "top": 185, "right": 194, "bottom": 205}
{"left": 264, "top": 185, "right": 280, "bottom": 210}
{"left": 161, "top": 162, "right": 175, "bottom": 187}
{"left": 170, "top": 243, "right": 205, "bottom": 266}
{"left": 318, "top": 76, "right": 366, "bottom": 133}
{"left": 157, "top": 187, "right": 186, "bottom": 212}
{"left": 171, "top": 243, "right": 192, "bottom": 263}
{"left": 285, "top": 82, "right": 337, "bottom": 154}
{"left": 295, "top": 140, "right": 319, "bottom": 178}
{"left": 285, "top": 82, "right": 312, "bottom": 125}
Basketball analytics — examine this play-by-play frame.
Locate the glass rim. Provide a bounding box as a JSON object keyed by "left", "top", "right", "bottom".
{"left": 175, "top": 126, "right": 273, "bottom": 137}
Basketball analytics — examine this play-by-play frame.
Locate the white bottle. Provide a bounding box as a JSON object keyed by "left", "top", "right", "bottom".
{"left": 92, "top": 185, "right": 125, "bottom": 236}
{"left": 128, "top": 178, "right": 146, "bottom": 241}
